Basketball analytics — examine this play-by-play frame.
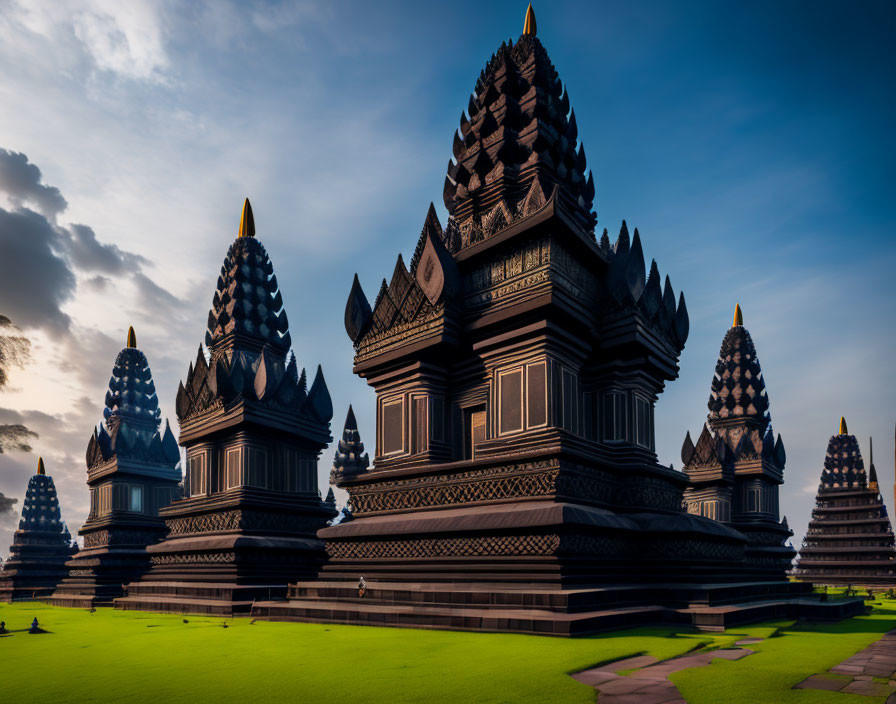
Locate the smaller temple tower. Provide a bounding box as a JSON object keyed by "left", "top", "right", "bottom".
{"left": 682, "top": 304, "right": 794, "bottom": 577}
{"left": 0, "top": 458, "right": 75, "bottom": 601}
{"left": 48, "top": 328, "right": 182, "bottom": 607}
{"left": 795, "top": 418, "right": 896, "bottom": 586}
{"left": 117, "top": 199, "right": 337, "bottom": 614}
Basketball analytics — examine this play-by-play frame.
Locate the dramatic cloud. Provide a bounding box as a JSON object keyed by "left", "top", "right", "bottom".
{"left": 0, "top": 147, "right": 67, "bottom": 217}
{"left": 0, "top": 149, "right": 156, "bottom": 333}
{"left": 0, "top": 206, "right": 76, "bottom": 332}
{"left": 66, "top": 223, "right": 148, "bottom": 275}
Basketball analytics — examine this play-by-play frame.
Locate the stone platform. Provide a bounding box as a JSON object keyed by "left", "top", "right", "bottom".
{"left": 115, "top": 581, "right": 289, "bottom": 616}
{"left": 250, "top": 580, "right": 866, "bottom": 635}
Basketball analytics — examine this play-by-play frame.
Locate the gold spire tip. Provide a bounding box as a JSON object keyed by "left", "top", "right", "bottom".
{"left": 238, "top": 197, "right": 255, "bottom": 238}
{"left": 523, "top": 3, "right": 537, "bottom": 36}
{"left": 127, "top": 326, "right": 137, "bottom": 348}
{"left": 839, "top": 416, "right": 848, "bottom": 435}
{"left": 732, "top": 303, "right": 743, "bottom": 327}
{"left": 37, "top": 457, "right": 45, "bottom": 475}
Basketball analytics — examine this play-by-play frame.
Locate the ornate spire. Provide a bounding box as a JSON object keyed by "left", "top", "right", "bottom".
{"left": 444, "top": 19, "right": 595, "bottom": 239}
{"left": 18, "top": 462, "right": 67, "bottom": 535}
{"left": 205, "top": 202, "right": 290, "bottom": 354}
{"left": 707, "top": 320, "right": 769, "bottom": 428}
{"left": 839, "top": 416, "right": 848, "bottom": 435}
{"left": 331, "top": 405, "right": 370, "bottom": 482}
{"left": 103, "top": 342, "right": 161, "bottom": 426}
{"left": 869, "top": 436, "right": 878, "bottom": 489}
{"left": 732, "top": 303, "right": 743, "bottom": 327}
{"left": 820, "top": 429, "right": 867, "bottom": 490}
{"left": 88, "top": 333, "right": 180, "bottom": 470}
{"left": 238, "top": 198, "right": 255, "bottom": 238}
{"left": 522, "top": 3, "right": 536, "bottom": 36}
{"left": 127, "top": 326, "right": 137, "bottom": 348}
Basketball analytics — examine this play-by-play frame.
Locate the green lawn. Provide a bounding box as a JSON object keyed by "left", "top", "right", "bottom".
{"left": 0, "top": 597, "right": 894, "bottom": 704}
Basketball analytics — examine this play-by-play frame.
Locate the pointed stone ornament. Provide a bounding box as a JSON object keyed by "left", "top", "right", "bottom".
{"left": 238, "top": 197, "right": 255, "bottom": 238}
{"left": 415, "top": 203, "right": 458, "bottom": 305}
{"left": 681, "top": 431, "right": 695, "bottom": 466}
{"left": 839, "top": 416, "right": 848, "bottom": 435}
{"left": 344, "top": 274, "right": 373, "bottom": 343}
{"left": 37, "top": 456, "right": 45, "bottom": 475}
{"left": 522, "top": 2, "right": 536, "bottom": 36}
{"left": 733, "top": 303, "right": 743, "bottom": 327}
{"left": 127, "top": 326, "right": 137, "bottom": 348}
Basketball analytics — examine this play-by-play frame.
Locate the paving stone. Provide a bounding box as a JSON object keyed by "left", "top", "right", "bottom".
{"left": 793, "top": 674, "right": 850, "bottom": 691}
{"left": 571, "top": 670, "right": 618, "bottom": 686}
{"left": 596, "top": 655, "right": 660, "bottom": 673}
{"left": 842, "top": 680, "right": 894, "bottom": 697}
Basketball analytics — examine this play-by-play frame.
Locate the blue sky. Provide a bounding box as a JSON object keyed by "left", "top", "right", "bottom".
{"left": 0, "top": 0, "right": 893, "bottom": 552}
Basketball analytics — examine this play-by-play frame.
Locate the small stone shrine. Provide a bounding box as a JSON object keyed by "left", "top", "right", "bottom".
{"left": 0, "top": 458, "right": 75, "bottom": 601}
{"left": 47, "top": 328, "right": 182, "bottom": 607}
{"left": 116, "top": 199, "right": 336, "bottom": 614}
{"left": 794, "top": 419, "right": 896, "bottom": 586}
{"left": 681, "top": 305, "right": 794, "bottom": 578}
{"left": 253, "top": 6, "right": 862, "bottom": 633}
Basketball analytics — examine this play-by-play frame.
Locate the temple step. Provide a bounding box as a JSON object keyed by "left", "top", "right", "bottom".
{"left": 250, "top": 599, "right": 670, "bottom": 636}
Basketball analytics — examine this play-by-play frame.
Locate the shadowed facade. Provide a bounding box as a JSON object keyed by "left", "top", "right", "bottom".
{"left": 682, "top": 305, "right": 795, "bottom": 578}
{"left": 794, "top": 419, "right": 896, "bottom": 586}
{"left": 251, "top": 7, "right": 862, "bottom": 634}
{"left": 47, "top": 328, "right": 182, "bottom": 608}
{"left": 0, "top": 458, "right": 75, "bottom": 601}
{"left": 116, "top": 199, "right": 337, "bottom": 614}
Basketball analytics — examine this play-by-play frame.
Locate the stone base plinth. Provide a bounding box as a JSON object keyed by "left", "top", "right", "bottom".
{"left": 250, "top": 580, "right": 865, "bottom": 635}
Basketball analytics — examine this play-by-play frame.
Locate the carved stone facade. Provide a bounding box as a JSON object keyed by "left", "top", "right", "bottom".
{"left": 250, "top": 10, "right": 855, "bottom": 634}
{"left": 47, "top": 331, "right": 183, "bottom": 608}
{"left": 681, "top": 308, "right": 795, "bottom": 578}
{"left": 116, "top": 200, "right": 336, "bottom": 615}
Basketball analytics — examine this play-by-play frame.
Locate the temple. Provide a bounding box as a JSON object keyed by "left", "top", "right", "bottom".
{"left": 794, "top": 419, "right": 896, "bottom": 586}
{"left": 47, "top": 328, "right": 182, "bottom": 608}
{"left": 681, "top": 305, "right": 794, "bottom": 577}
{"left": 116, "top": 199, "right": 337, "bottom": 615}
{"left": 253, "top": 7, "right": 860, "bottom": 633}
{"left": 0, "top": 458, "right": 75, "bottom": 601}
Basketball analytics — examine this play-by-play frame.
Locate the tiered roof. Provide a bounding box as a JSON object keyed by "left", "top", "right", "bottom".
{"left": 86, "top": 328, "right": 180, "bottom": 470}
{"left": 17, "top": 458, "right": 70, "bottom": 540}
{"left": 176, "top": 199, "right": 332, "bottom": 430}
{"left": 331, "top": 405, "right": 369, "bottom": 483}
{"left": 795, "top": 420, "right": 896, "bottom": 585}
{"left": 443, "top": 8, "right": 595, "bottom": 240}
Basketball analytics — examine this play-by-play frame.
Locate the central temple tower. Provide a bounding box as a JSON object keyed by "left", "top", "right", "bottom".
{"left": 254, "top": 7, "right": 859, "bottom": 633}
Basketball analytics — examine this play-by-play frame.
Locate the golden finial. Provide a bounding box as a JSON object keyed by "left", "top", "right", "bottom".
{"left": 839, "top": 416, "right": 848, "bottom": 435}
{"left": 37, "top": 457, "right": 45, "bottom": 475}
{"left": 523, "top": 3, "right": 537, "bottom": 36}
{"left": 127, "top": 326, "right": 137, "bottom": 349}
{"left": 238, "top": 198, "right": 255, "bottom": 238}
{"left": 732, "top": 303, "right": 743, "bottom": 327}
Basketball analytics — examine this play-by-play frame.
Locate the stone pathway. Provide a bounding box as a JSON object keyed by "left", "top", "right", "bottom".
{"left": 571, "top": 642, "right": 757, "bottom": 703}
{"left": 795, "top": 629, "right": 896, "bottom": 700}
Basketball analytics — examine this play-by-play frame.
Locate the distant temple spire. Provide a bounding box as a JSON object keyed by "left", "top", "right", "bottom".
{"left": 732, "top": 302, "right": 743, "bottom": 327}
{"left": 839, "top": 416, "right": 848, "bottom": 435}
{"left": 37, "top": 456, "right": 45, "bottom": 475}
{"left": 523, "top": 3, "right": 536, "bottom": 36}
{"left": 869, "top": 436, "right": 878, "bottom": 489}
{"left": 331, "top": 405, "right": 369, "bottom": 482}
{"left": 127, "top": 326, "right": 137, "bottom": 348}
{"left": 238, "top": 197, "right": 255, "bottom": 238}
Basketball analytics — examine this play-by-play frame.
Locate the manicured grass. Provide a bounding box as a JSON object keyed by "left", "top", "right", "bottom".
{"left": 0, "top": 598, "right": 893, "bottom": 704}
{"left": 674, "top": 598, "right": 896, "bottom": 704}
